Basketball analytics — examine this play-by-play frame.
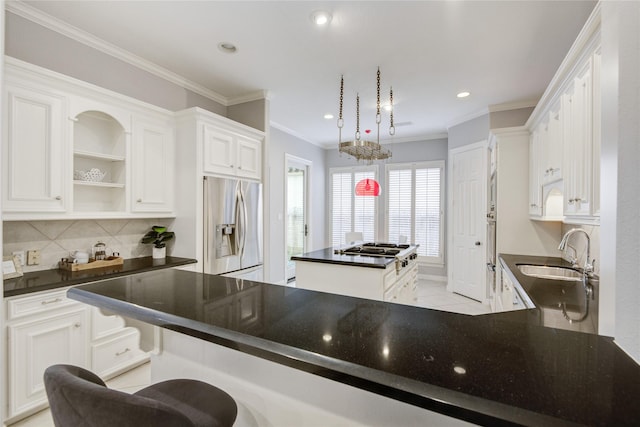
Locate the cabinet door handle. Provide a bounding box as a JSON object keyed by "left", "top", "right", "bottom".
{"left": 41, "top": 298, "right": 62, "bottom": 305}
{"left": 74, "top": 322, "right": 81, "bottom": 328}
{"left": 55, "top": 196, "right": 62, "bottom": 200}
{"left": 475, "top": 241, "right": 482, "bottom": 246}
{"left": 137, "top": 198, "right": 142, "bottom": 203}
{"left": 115, "top": 348, "right": 131, "bottom": 356}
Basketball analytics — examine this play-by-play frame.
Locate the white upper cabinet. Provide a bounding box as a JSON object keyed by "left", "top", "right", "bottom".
{"left": 2, "top": 82, "right": 68, "bottom": 214}
{"left": 203, "top": 125, "right": 235, "bottom": 175}
{"left": 202, "top": 122, "right": 262, "bottom": 180}
{"left": 591, "top": 47, "right": 601, "bottom": 218}
{"left": 562, "top": 53, "right": 601, "bottom": 221}
{"left": 131, "top": 114, "right": 175, "bottom": 213}
{"left": 528, "top": 130, "right": 542, "bottom": 217}
{"left": 235, "top": 134, "right": 262, "bottom": 179}
{"left": 2, "top": 58, "right": 175, "bottom": 220}
{"left": 526, "top": 15, "right": 601, "bottom": 225}
{"left": 542, "top": 104, "right": 563, "bottom": 184}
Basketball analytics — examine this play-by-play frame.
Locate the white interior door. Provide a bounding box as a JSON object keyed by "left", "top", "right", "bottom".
{"left": 449, "top": 142, "right": 487, "bottom": 302}
{"left": 285, "top": 156, "right": 311, "bottom": 281}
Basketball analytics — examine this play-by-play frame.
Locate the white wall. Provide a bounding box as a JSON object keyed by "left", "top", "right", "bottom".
{"left": 448, "top": 114, "right": 490, "bottom": 150}
{"left": 267, "top": 127, "right": 327, "bottom": 284}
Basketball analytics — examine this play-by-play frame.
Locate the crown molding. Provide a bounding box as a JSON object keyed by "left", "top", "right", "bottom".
{"left": 488, "top": 99, "right": 538, "bottom": 113}
{"left": 228, "top": 90, "right": 269, "bottom": 105}
{"left": 6, "top": 0, "right": 230, "bottom": 105}
{"left": 380, "top": 133, "right": 449, "bottom": 145}
{"left": 270, "top": 121, "right": 319, "bottom": 146}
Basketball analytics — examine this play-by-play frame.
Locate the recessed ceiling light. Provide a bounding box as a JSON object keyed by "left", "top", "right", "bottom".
{"left": 324, "top": 113, "right": 334, "bottom": 120}
{"left": 457, "top": 91, "right": 470, "bottom": 98}
{"left": 310, "top": 10, "right": 332, "bottom": 26}
{"left": 218, "top": 42, "right": 237, "bottom": 54}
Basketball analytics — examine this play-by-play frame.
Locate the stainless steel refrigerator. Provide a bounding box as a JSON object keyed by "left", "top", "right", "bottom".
{"left": 203, "top": 176, "right": 263, "bottom": 280}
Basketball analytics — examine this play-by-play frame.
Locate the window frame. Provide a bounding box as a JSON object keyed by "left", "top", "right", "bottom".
{"left": 329, "top": 165, "right": 379, "bottom": 247}
{"left": 385, "top": 161, "right": 445, "bottom": 265}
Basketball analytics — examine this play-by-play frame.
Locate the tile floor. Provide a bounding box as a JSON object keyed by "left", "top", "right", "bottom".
{"left": 12, "top": 278, "right": 489, "bottom": 426}
{"left": 415, "top": 278, "right": 492, "bottom": 315}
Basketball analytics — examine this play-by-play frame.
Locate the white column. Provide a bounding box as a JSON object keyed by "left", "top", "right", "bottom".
{"left": 599, "top": 0, "right": 640, "bottom": 361}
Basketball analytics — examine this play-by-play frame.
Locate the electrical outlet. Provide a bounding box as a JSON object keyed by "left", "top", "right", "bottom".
{"left": 12, "top": 251, "right": 25, "bottom": 266}
{"left": 27, "top": 250, "right": 41, "bottom": 266}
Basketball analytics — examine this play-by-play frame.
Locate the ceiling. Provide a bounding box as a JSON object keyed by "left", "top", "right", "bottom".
{"left": 20, "top": 1, "right": 597, "bottom": 147}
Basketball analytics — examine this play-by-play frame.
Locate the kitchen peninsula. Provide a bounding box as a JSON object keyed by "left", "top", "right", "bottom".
{"left": 68, "top": 268, "right": 640, "bottom": 427}
{"left": 292, "top": 243, "right": 419, "bottom": 305}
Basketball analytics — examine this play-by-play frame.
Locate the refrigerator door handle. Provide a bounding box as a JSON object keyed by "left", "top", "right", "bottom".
{"left": 237, "top": 186, "right": 248, "bottom": 259}
{"left": 234, "top": 184, "right": 242, "bottom": 257}
{"left": 242, "top": 188, "right": 248, "bottom": 257}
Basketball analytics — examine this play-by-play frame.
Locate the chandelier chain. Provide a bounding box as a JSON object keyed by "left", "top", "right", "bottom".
{"left": 376, "top": 68, "right": 381, "bottom": 115}
{"left": 390, "top": 87, "right": 394, "bottom": 128}
{"left": 356, "top": 94, "right": 360, "bottom": 137}
{"left": 338, "top": 75, "right": 344, "bottom": 128}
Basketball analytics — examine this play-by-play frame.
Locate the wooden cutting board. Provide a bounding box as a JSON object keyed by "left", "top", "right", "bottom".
{"left": 58, "top": 256, "right": 124, "bottom": 272}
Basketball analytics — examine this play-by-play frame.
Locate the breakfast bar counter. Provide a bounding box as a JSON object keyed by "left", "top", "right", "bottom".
{"left": 68, "top": 268, "right": 640, "bottom": 426}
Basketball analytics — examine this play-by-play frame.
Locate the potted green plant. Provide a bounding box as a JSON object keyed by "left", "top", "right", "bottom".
{"left": 141, "top": 225, "right": 175, "bottom": 259}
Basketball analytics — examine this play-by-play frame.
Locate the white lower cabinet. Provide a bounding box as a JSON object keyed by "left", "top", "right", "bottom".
{"left": 91, "top": 327, "right": 146, "bottom": 378}
{"left": 295, "top": 260, "right": 418, "bottom": 306}
{"left": 8, "top": 307, "right": 88, "bottom": 418}
{"left": 5, "top": 289, "right": 149, "bottom": 423}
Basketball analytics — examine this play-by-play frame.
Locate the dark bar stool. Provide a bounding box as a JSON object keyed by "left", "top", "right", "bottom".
{"left": 44, "top": 364, "right": 237, "bottom": 427}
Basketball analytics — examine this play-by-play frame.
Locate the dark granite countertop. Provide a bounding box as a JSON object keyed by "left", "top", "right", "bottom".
{"left": 69, "top": 269, "right": 640, "bottom": 426}
{"left": 3, "top": 256, "right": 197, "bottom": 298}
{"left": 291, "top": 247, "right": 394, "bottom": 268}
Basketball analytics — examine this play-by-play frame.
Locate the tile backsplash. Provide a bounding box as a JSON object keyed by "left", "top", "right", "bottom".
{"left": 3, "top": 218, "right": 175, "bottom": 273}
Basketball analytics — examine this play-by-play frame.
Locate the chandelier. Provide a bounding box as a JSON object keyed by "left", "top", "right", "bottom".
{"left": 337, "top": 67, "right": 395, "bottom": 163}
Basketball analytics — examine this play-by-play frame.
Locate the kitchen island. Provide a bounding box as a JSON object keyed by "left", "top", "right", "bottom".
{"left": 68, "top": 268, "right": 640, "bottom": 426}
{"left": 292, "top": 244, "right": 418, "bottom": 305}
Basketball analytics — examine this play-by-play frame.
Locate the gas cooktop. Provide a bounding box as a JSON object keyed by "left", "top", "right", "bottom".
{"left": 335, "top": 243, "right": 414, "bottom": 257}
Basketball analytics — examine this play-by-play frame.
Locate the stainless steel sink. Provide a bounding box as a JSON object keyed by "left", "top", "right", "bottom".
{"left": 516, "top": 264, "right": 583, "bottom": 281}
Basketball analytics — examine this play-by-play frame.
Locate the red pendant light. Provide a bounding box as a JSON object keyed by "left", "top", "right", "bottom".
{"left": 355, "top": 178, "right": 381, "bottom": 196}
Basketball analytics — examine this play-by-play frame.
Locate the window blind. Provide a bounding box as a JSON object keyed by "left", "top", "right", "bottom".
{"left": 386, "top": 162, "right": 444, "bottom": 262}
{"left": 330, "top": 167, "right": 377, "bottom": 246}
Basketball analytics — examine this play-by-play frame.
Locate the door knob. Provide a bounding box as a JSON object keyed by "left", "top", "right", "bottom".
{"left": 475, "top": 241, "right": 482, "bottom": 246}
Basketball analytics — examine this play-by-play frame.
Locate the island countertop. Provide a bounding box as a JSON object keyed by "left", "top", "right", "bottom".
{"left": 68, "top": 268, "right": 640, "bottom": 426}
{"left": 291, "top": 247, "right": 395, "bottom": 268}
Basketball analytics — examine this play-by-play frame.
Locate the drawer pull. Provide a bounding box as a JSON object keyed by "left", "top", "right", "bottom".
{"left": 115, "top": 348, "right": 131, "bottom": 356}
{"left": 74, "top": 322, "right": 81, "bottom": 328}
{"left": 41, "top": 298, "right": 62, "bottom": 305}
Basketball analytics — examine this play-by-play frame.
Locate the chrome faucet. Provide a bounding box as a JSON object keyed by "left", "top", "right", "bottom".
{"left": 558, "top": 228, "right": 594, "bottom": 276}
